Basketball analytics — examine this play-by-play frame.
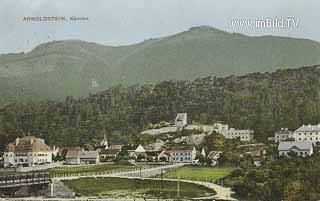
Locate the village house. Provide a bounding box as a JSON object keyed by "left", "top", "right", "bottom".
{"left": 278, "top": 141, "right": 313, "bottom": 157}
{"left": 207, "top": 151, "right": 222, "bottom": 166}
{"left": 175, "top": 113, "right": 188, "bottom": 128}
{"left": 292, "top": 124, "right": 320, "bottom": 143}
{"left": 65, "top": 148, "right": 100, "bottom": 165}
{"left": 100, "top": 149, "right": 120, "bottom": 162}
{"left": 3, "top": 136, "right": 53, "bottom": 168}
{"left": 213, "top": 122, "right": 254, "bottom": 141}
{"left": 158, "top": 146, "right": 196, "bottom": 163}
{"left": 274, "top": 128, "right": 293, "bottom": 143}
{"left": 127, "top": 144, "right": 147, "bottom": 160}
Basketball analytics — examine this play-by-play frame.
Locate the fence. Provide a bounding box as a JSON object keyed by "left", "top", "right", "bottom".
{"left": 52, "top": 163, "right": 184, "bottom": 180}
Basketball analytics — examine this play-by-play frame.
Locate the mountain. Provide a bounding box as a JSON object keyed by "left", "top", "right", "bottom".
{"left": 1, "top": 26, "right": 320, "bottom": 103}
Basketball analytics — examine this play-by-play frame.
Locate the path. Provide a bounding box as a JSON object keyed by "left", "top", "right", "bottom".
{"left": 53, "top": 163, "right": 237, "bottom": 201}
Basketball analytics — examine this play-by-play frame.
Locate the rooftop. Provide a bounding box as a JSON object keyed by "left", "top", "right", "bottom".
{"left": 295, "top": 124, "right": 320, "bottom": 132}
{"left": 6, "top": 136, "right": 50, "bottom": 153}
{"left": 275, "top": 128, "right": 293, "bottom": 134}
{"left": 170, "top": 146, "right": 195, "bottom": 152}
{"left": 278, "top": 141, "right": 313, "bottom": 151}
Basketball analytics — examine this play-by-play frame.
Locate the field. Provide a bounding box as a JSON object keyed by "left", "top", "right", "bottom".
{"left": 63, "top": 177, "right": 215, "bottom": 198}
{"left": 163, "top": 166, "right": 234, "bottom": 182}
{"left": 39, "top": 164, "right": 134, "bottom": 174}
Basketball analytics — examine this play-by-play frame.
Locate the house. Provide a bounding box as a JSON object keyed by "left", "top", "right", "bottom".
{"left": 292, "top": 124, "right": 320, "bottom": 143}
{"left": 278, "top": 141, "right": 313, "bottom": 157}
{"left": 158, "top": 146, "right": 197, "bottom": 163}
{"left": 3, "top": 136, "right": 53, "bottom": 168}
{"left": 213, "top": 122, "right": 254, "bottom": 141}
{"left": 274, "top": 128, "right": 293, "bottom": 143}
{"left": 207, "top": 151, "right": 222, "bottom": 166}
{"left": 79, "top": 151, "right": 100, "bottom": 164}
{"left": 100, "top": 149, "right": 120, "bottom": 162}
{"left": 175, "top": 113, "right": 188, "bottom": 128}
{"left": 65, "top": 148, "right": 81, "bottom": 165}
{"left": 109, "top": 145, "right": 124, "bottom": 151}
{"left": 65, "top": 148, "right": 100, "bottom": 165}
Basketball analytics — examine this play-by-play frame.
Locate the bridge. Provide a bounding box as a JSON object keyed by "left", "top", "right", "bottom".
{"left": 0, "top": 172, "right": 50, "bottom": 188}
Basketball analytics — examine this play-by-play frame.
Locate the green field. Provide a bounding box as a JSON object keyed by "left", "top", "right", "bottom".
{"left": 40, "top": 164, "right": 134, "bottom": 174}
{"left": 63, "top": 177, "right": 215, "bottom": 198}
{"left": 164, "top": 166, "right": 234, "bottom": 182}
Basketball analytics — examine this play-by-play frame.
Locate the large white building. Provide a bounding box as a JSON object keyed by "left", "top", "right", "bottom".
{"left": 4, "top": 136, "right": 53, "bottom": 168}
{"left": 274, "top": 128, "right": 293, "bottom": 143}
{"left": 213, "top": 122, "right": 254, "bottom": 141}
{"left": 158, "top": 146, "right": 196, "bottom": 163}
{"left": 278, "top": 141, "right": 313, "bottom": 157}
{"left": 292, "top": 124, "right": 320, "bottom": 143}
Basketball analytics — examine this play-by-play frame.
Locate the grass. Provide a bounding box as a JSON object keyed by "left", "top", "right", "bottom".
{"left": 163, "top": 166, "right": 234, "bottom": 182}
{"left": 38, "top": 164, "right": 134, "bottom": 174}
{"left": 63, "top": 177, "right": 215, "bottom": 198}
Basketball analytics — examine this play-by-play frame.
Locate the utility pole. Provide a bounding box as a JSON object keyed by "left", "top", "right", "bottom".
{"left": 160, "top": 168, "right": 163, "bottom": 198}
{"left": 177, "top": 175, "right": 180, "bottom": 199}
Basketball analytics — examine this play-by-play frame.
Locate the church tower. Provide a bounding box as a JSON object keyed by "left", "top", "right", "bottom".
{"left": 100, "top": 129, "right": 109, "bottom": 149}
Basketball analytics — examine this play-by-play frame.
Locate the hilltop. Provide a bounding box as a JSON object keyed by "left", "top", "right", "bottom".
{"left": 0, "top": 26, "right": 320, "bottom": 102}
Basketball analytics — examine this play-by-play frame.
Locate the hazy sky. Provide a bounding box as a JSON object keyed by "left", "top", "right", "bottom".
{"left": 0, "top": 0, "right": 319, "bottom": 54}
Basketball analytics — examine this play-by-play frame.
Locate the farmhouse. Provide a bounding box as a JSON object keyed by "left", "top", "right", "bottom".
{"left": 3, "top": 136, "right": 53, "bottom": 168}
{"left": 278, "top": 141, "right": 313, "bottom": 157}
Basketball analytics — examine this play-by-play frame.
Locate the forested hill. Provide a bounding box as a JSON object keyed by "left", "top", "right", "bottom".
{"left": 1, "top": 65, "right": 320, "bottom": 151}
{"left": 1, "top": 26, "right": 320, "bottom": 103}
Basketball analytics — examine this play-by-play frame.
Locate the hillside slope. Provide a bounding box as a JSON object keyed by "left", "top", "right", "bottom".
{"left": 1, "top": 26, "right": 320, "bottom": 102}
{"left": 1, "top": 65, "right": 320, "bottom": 151}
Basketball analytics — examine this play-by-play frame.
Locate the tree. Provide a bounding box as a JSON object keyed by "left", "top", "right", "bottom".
{"left": 284, "top": 180, "right": 304, "bottom": 201}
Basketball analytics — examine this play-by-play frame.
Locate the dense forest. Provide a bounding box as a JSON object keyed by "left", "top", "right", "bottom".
{"left": 226, "top": 152, "right": 320, "bottom": 201}
{"left": 1, "top": 65, "right": 320, "bottom": 151}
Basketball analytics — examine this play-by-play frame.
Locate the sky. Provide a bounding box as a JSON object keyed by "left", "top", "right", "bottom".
{"left": 0, "top": 0, "right": 319, "bottom": 54}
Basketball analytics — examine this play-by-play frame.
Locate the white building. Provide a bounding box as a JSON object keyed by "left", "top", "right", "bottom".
{"left": 293, "top": 124, "right": 320, "bottom": 143}
{"left": 278, "top": 141, "right": 313, "bottom": 157}
{"left": 213, "top": 122, "right": 254, "bottom": 141}
{"left": 175, "top": 113, "right": 188, "bottom": 128}
{"left": 158, "top": 146, "right": 196, "bottom": 163}
{"left": 65, "top": 148, "right": 100, "bottom": 165}
{"left": 275, "top": 128, "right": 293, "bottom": 143}
{"left": 3, "top": 136, "right": 53, "bottom": 168}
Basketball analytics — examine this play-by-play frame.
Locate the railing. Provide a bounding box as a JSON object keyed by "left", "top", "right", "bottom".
{"left": 52, "top": 163, "right": 184, "bottom": 180}
{"left": 0, "top": 173, "right": 50, "bottom": 188}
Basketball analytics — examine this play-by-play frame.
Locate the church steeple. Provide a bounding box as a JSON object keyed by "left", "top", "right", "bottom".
{"left": 100, "top": 129, "right": 108, "bottom": 149}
